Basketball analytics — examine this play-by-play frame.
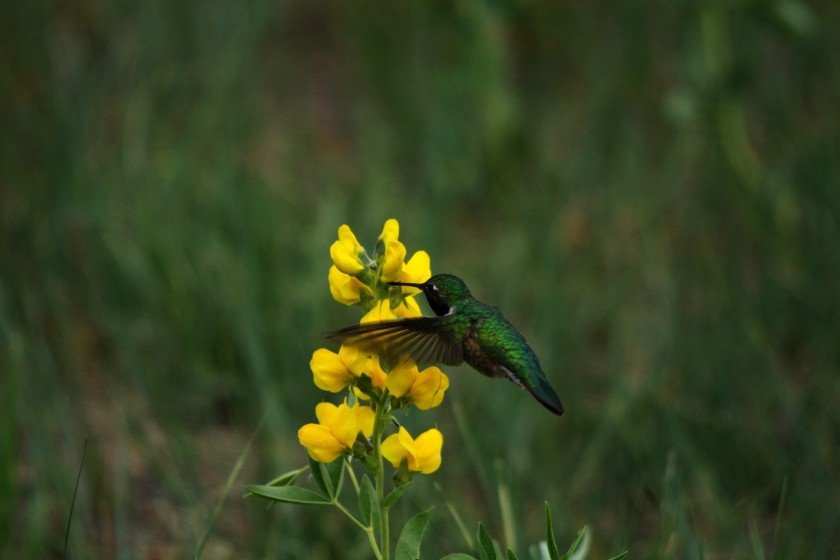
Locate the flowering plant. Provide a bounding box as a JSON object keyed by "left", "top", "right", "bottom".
{"left": 247, "top": 220, "right": 627, "bottom": 560}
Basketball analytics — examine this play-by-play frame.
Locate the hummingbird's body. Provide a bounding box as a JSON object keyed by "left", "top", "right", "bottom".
{"left": 326, "top": 274, "right": 564, "bottom": 415}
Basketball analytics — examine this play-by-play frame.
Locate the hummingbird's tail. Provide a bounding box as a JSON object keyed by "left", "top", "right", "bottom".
{"left": 501, "top": 365, "right": 564, "bottom": 415}
{"left": 528, "top": 376, "right": 564, "bottom": 416}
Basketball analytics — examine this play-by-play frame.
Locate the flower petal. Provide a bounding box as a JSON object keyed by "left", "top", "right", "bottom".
{"left": 361, "top": 300, "right": 398, "bottom": 323}
{"left": 376, "top": 219, "right": 406, "bottom": 283}
{"left": 329, "top": 265, "right": 363, "bottom": 305}
{"left": 400, "top": 251, "right": 431, "bottom": 286}
{"left": 379, "top": 219, "right": 400, "bottom": 245}
{"left": 331, "top": 402, "right": 364, "bottom": 448}
{"left": 408, "top": 367, "right": 449, "bottom": 410}
{"left": 330, "top": 225, "right": 366, "bottom": 275}
{"left": 364, "top": 355, "right": 388, "bottom": 390}
{"left": 385, "top": 361, "right": 418, "bottom": 398}
{"left": 394, "top": 296, "right": 423, "bottom": 318}
{"left": 298, "top": 423, "right": 344, "bottom": 463}
{"left": 381, "top": 428, "right": 410, "bottom": 468}
{"left": 338, "top": 344, "right": 368, "bottom": 377}
{"left": 412, "top": 428, "right": 443, "bottom": 474}
{"left": 381, "top": 240, "right": 407, "bottom": 282}
{"left": 356, "top": 405, "right": 375, "bottom": 438}
{"left": 311, "top": 348, "right": 355, "bottom": 392}
{"left": 397, "top": 425, "right": 418, "bottom": 460}
{"left": 314, "top": 402, "right": 339, "bottom": 425}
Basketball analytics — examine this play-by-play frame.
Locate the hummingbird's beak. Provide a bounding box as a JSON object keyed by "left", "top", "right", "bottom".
{"left": 388, "top": 281, "right": 424, "bottom": 288}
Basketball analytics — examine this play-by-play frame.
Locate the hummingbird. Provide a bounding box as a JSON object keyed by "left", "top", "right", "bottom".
{"left": 326, "top": 274, "right": 564, "bottom": 415}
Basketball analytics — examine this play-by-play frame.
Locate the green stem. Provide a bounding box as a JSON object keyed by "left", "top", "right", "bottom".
{"left": 333, "top": 499, "right": 382, "bottom": 559}
{"left": 373, "top": 393, "right": 392, "bottom": 560}
{"left": 345, "top": 460, "right": 361, "bottom": 494}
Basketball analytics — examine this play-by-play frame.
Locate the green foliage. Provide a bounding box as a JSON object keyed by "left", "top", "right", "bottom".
{"left": 308, "top": 456, "right": 345, "bottom": 501}
{"left": 252, "top": 451, "right": 435, "bottom": 560}
{"left": 384, "top": 482, "right": 414, "bottom": 508}
{"left": 3, "top": 0, "right": 840, "bottom": 557}
{"left": 477, "top": 523, "right": 497, "bottom": 560}
{"left": 359, "top": 475, "right": 377, "bottom": 528}
{"left": 544, "top": 504, "right": 562, "bottom": 559}
{"left": 246, "top": 485, "right": 331, "bottom": 506}
{"left": 446, "top": 505, "right": 625, "bottom": 560}
{"left": 395, "top": 508, "right": 433, "bottom": 560}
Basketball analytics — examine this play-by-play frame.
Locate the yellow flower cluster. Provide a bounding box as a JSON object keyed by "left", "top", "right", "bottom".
{"left": 298, "top": 219, "right": 446, "bottom": 475}
{"left": 310, "top": 347, "right": 448, "bottom": 409}
{"left": 328, "top": 219, "right": 431, "bottom": 307}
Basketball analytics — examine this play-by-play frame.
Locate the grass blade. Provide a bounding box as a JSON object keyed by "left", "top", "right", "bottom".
{"left": 63, "top": 439, "right": 87, "bottom": 560}
{"left": 770, "top": 476, "right": 788, "bottom": 560}
{"left": 478, "top": 522, "right": 497, "bottom": 560}
{"left": 195, "top": 419, "right": 261, "bottom": 558}
{"left": 544, "top": 502, "right": 560, "bottom": 560}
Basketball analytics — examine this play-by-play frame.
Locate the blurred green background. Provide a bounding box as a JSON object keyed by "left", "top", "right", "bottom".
{"left": 3, "top": 0, "right": 839, "bottom": 558}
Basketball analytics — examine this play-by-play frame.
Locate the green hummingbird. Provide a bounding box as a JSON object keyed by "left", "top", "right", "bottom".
{"left": 326, "top": 274, "right": 564, "bottom": 415}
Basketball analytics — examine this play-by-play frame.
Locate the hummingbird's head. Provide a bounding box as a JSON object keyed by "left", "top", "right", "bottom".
{"left": 390, "top": 273, "right": 470, "bottom": 316}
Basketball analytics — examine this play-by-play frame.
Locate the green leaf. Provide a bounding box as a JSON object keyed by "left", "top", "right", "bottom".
{"left": 395, "top": 507, "right": 434, "bottom": 560}
{"left": 306, "top": 455, "right": 345, "bottom": 500}
{"left": 439, "top": 555, "right": 479, "bottom": 560}
{"left": 563, "top": 527, "right": 589, "bottom": 560}
{"left": 322, "top": 455, "right": 345, "bottom": 499}
{"left": 384, "top": 480, "right": 413, "bottom": 508}
{"left": 307, "top": 456, "right": 330, "bottom": 496}
{"left": 477, "top": 522, "right": 497, "bottom": 560}
{"left": 506, "top": 549, "right": 519, "bottom": 560}
{"left": 245, "top": 485, "right": 330, "bottom": 505}
{"left": 265, "top": 466, "right": 307, "bottom": 487}
{"left": 544, "top": 503, "right": 560, "bottom": 560}
{"left": 359, "top": 475, "right": 376, "bottom": 526}
{"left": 607, "top": 552, "right": 629, "bottom": 560}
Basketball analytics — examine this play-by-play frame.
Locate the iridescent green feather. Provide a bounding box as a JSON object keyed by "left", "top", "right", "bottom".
{"left": 326, "top": 274, "right": 564, "bottom": 416}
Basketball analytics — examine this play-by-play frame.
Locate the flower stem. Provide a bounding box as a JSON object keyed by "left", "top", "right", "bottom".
{"left": 372, "top": 394, "right": 391, "bottom": 560}
{"left": 333, "top": 499, "right": 382, "bottom": 559}
{"left": 345, "top": 459, "right": 361, "bottom": 494}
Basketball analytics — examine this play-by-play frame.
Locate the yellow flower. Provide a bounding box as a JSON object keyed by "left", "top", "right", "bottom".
{"left": 396, "top": 296, "right": 423, "bottom": 318}
{"left": 310, "top": 346, "right": 370, "bottom": 392}
{"left": 381, "top": 427, "right": 443, "bottom": 474}
{"left": 384, "top": 361, "right": 417, "bottom": 397}
{"left": 355, "top": 302, "right": 421, "bottom": 376}
{"left": 311, "top": 348, "right": 352, "bottom": 392}
{"left": 368, "top": 358, "right": 388, "bottom": 390}
{"left": 379, "top": 219, "right": 399, "bottom": 243}
{"left": 398, "top": 250, "right": 431, "bottom": 288}
{"left": 339, "top": 345, "right": 370, "bottom": 376}
{"left": 378, "top": 219, "right": 407, "bottom": 283}
{"left": 355, "top": 353, "right": 388, "bottom": 392}
{"left": 407, "top": 366, "right": 449, "bottom": 410}
{"left": 298, "top": 402, "right": 375, "bottom": 463}
{"left": 311, "top": 343, "right": 390, "bottom": 397}
{"left": 361, "top": 300, "right": 398, "bottom": 323}
{"left": 388, "top": 250, "right": 430, "bottom": 308}
{"left": 386, "top": 363, "right": 449, "bottom": 410}
{"left": 329, "top": 265, "right": 370, "bottom": 306}
{"left": 330, "top": 225, "right": 367, "bottom": 276}
{"left": 361, "top": 298, "right": 422, "bottom": 324}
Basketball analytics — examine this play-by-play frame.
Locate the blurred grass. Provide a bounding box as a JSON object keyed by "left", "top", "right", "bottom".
{"left": 2, "top": 0, "right": 839, "bottom": 557}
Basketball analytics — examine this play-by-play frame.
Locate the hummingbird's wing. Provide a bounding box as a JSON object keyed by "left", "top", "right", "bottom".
{"left": 325, "top": 317, "right": 464, "bottom": 368}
